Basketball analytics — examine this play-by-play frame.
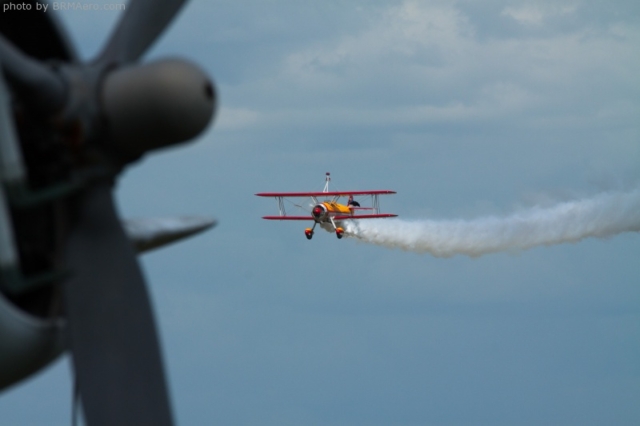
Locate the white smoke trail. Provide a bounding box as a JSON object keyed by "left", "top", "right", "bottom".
{"left": 344, "top": 189, "right": 640, "bottom": 257}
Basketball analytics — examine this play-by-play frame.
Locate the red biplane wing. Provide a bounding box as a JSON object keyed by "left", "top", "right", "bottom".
{"left": 335, "top": 214, "right": 397, "bottom": 220}
{"left": 262, "top": 214, "right": 397, "bottom": 220}
{"left": 256, "top": 190, "right": 396, "bottom": 197}
{"left": 262, "top": 216, "right": 314, "bottom": 220}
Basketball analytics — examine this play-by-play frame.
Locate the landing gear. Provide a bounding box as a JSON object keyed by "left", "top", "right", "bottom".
{"left": 305, "top": 223, "right": 317, "bottom": 240}
{"left": 329, "top": 217, "right": 344, "bottom": 240}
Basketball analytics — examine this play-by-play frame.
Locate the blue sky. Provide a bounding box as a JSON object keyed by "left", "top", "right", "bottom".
{"left": 1, "top": 1, "right": 639, "bottom": 425}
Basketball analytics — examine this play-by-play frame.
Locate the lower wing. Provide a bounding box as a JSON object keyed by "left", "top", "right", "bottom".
{"left": 262, "top": 214, "right": 397, "bottom": 220}
{"left": 335, "top": 214, "right": 397, "bottom": 220}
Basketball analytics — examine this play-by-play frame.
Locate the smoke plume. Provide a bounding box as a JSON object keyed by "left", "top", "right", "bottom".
{"left": 344, "top": 189, "right": 640, "bottom": 257}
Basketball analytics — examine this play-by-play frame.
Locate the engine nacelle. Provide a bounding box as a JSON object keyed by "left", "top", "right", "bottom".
{"left": 311, "top": 204, "right": 327, "bottom": 220}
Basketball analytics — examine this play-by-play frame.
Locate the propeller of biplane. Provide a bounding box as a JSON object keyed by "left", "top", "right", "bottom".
{"left": 0, "top": 0, "right": 216, "bottom": 424}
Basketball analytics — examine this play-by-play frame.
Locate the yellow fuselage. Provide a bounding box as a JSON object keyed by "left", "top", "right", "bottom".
{"left": 322, "top": 201, "right": 352, "bottom": 215}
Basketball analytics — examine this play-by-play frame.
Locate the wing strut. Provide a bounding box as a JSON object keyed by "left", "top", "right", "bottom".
{"left": 277, "top": 197, "right": 286, "bottom": 216}
{"left": 373, "top": 194, "right": 380, "bottom": 214}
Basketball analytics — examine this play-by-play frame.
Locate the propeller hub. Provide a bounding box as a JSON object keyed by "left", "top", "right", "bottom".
{"left": 312, "top": 205, "right": 326, "bottom": 219}
{"left": 102, "top": 58, "right": 216, "bottom": 160}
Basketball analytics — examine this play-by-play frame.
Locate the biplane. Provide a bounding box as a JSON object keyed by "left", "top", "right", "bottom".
{"left": 256, "top": 173, "right": 397, "bottom": 240}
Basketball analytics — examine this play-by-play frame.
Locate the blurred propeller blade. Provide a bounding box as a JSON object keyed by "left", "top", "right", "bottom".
{"left": 96, "top": 0, "right": 188, "bottom": 66}
{"left": 63, "top": 183, "right": 173, "bottom": 426}
{"left": 0, "top": 34, "right": 66, "bottom": 115}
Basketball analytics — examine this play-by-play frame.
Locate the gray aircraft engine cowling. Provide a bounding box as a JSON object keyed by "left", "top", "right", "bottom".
{"left": 0, "top": 4, "right": 217, "bottom": 421}
{"left": 0, "top": 5, "right": 214, "bottom": 392}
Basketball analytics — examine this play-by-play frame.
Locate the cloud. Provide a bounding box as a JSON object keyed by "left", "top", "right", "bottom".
{"left": 218, "top": 0, "right": 639, "bottom": 134}
{"left": 501, "top": 2, "right": 578, "bottom": 25}
{"left": 215, "top": 107, "right": 261, "bottom": 131}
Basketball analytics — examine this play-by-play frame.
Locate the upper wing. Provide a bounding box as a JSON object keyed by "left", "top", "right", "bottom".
{"left": 256, "top": 190, "right": 396, "bottom": 197}
{"left": 262, "top": 216, "right": 314, "bottom": 220}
